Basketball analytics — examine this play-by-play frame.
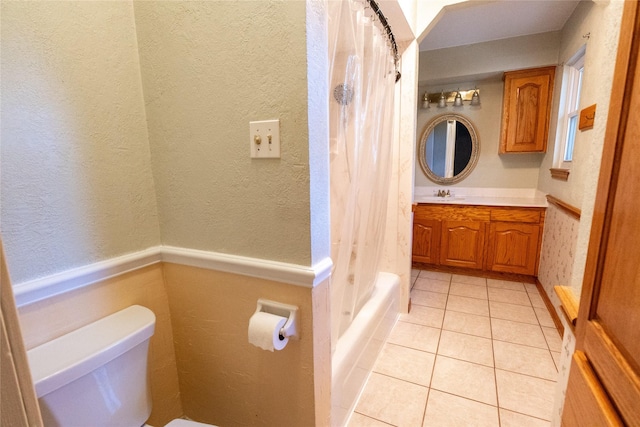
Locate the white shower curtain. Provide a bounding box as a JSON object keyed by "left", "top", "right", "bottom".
{"left": 328, "top": 0, "right": 397, "bottom": 347}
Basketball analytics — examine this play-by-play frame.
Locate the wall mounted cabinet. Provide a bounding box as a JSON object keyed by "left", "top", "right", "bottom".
{"left": 499, "top": 66, "right": 556, "bottom": 153}
{"left": 412, "top": 204, "right": 546, "bottom": 276}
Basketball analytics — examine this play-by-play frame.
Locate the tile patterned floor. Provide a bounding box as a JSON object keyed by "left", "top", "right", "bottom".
{"left": 348, "top": 269, "right": 562, "bottom": 427}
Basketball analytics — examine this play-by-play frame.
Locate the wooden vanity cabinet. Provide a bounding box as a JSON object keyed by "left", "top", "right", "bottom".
{"left": 412, "top": 218, "right": 440, "bottom": 264}
{"left": 441, "top": 220, "right": 486, "bottom": 269}
{"left": 412, "top": 204, "right": 545, "bottom": 277}
{"left": 499, "top": 66, "right": 556, "bottom": 154}
{"left": 486, "top": 222, "right": 541, "bottom": 275}
{"left": 485, "top": 207, "right": 543, "bottom": 275}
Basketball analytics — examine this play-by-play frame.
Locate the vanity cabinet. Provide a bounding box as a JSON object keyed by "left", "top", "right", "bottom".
{"left": 412, "top": 204, "right": 545, "bottom": 276}
{"left": 486, "top": 222, "right": 541, "bottom": 275}
{"left": 441, "top": 220, "right": 486, "bottom": 269}
{"left": 412, "top": 218, "right": 440, "bottom": 264}
{"left": 499, "top": 66, "right": 556, "bottom": 154}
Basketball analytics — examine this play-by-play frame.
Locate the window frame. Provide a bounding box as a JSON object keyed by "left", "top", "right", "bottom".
{"left": 553, "top": 46, "right": 586, "bottom": 176}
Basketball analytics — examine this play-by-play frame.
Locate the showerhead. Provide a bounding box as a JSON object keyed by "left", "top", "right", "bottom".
{"left": 333, "top": 83, "right": 354, "bottom": 105}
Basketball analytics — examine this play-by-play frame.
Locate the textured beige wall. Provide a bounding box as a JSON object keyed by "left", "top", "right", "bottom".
{"left": 133, "top": 1, "right": 313, "bottom": 266}
{"left": 17, "top": 264, "right": 183, "bottom": 427}
{"left": 537, "top": 0, "right": 624, "bottom": 297}
{"left": 418, "top": 32, "right": 560, "bottom": 85}
{"left": 538, "top": 0, "right": 622, "bottom": 209}
{"left": 0, "top": 1, "right": 161, "bottom": 283}
{"left": 162, "top": 263, "right": 326, "bottom": 426}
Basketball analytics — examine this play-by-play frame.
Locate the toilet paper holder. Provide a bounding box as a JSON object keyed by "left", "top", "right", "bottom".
{"left": 255, "top": 299, "right": 299, "bottom": 340}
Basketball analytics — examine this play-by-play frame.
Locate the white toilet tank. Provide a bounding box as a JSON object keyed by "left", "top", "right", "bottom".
{"left": 27, "top": 305, "right": 156, "bottom": 427}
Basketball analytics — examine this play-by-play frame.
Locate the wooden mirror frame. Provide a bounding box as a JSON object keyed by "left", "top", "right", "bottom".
{"left": 417, "top": 113, "right": 480, "bottom": 185}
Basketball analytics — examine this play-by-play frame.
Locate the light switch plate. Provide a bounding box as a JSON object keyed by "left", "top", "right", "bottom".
{"left": 250, "top": 119, "right": 280, "bottom": 158}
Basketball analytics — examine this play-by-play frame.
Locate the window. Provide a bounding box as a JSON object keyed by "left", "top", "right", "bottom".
{"left": 552, "top": 47, "right": 585, "bottom": 179}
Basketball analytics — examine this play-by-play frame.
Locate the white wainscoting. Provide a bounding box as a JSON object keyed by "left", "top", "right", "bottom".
{"left": 13, "top": 246, "right": 333, "bottom": 307}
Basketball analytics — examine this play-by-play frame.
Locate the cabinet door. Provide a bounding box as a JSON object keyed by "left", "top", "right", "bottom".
{"left": 486, "top": 222, "right": 540, "bottom": 275}
{"left": 440, "top": 221, "right": 485, "bottom": 269}
{"left": 500, "top": 66, "right": 555, "bottom": 153}
{"left": 412, "top": 219, "right": 440, "bottom": 264}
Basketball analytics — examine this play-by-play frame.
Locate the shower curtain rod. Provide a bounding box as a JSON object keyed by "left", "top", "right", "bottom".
{"left": 365, "top": 0, "right": 401, "bottom": 82}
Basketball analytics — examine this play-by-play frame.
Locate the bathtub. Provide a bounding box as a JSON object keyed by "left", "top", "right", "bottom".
{"left": 331, "top": 272, "right": 400, "bottom": 427}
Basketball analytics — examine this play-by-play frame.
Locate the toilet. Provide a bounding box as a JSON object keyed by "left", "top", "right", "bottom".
{"left": 27, "top": 305, "right": 213, "bottom": 427}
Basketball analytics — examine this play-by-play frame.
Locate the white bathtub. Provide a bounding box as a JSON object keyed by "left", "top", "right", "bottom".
{"left": 331, "top": 272, "right": 399, "bottom": 427}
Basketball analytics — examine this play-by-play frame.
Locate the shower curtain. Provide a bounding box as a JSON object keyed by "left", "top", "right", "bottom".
{"left": 328, "top": 0, "right": 397, "bottom": 347}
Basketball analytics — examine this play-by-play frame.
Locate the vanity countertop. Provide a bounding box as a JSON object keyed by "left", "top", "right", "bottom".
{"left": 413, "top": 187, "right": 548, "bottom": 208}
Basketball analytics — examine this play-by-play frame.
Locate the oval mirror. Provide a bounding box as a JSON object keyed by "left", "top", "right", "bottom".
{"left": 418, "top": 113, "right": 480, "bottom": 185}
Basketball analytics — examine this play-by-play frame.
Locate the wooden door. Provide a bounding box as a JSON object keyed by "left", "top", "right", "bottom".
{"left": 486, "top": 222, "right": 540, "bottom": 275}
{"left": 412, "top": 219, "right": 440, "bottom": 264}
{"left": 563, "top": 2, "right": 640, "bottom": 425}
{"left": 440, "top": 220, "right": 485, "bottom": 269}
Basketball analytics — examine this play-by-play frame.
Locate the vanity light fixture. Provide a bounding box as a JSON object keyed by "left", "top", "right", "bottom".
{"left": 419, "top": 88, "right": 481, "bottom": 110}
{"left": 438, "top": 91, "right": 447, "bottom": 108}
{"left": 422, "top": 92, "right": 430, "bottom": 109}
{"left": 453, "top": 89, "right": 463, "bottom": 107}
{"left": 471, "top": 88, "right": 481, "bottom": 106}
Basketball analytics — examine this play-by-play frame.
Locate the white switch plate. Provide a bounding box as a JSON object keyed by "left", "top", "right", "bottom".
{"left": 250, "top": 119, "right": 280, "bottom": 158}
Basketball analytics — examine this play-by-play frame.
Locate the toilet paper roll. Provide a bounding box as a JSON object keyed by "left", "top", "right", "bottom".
{"left": 248, "top": 312, "right": 289, "bottom": 351}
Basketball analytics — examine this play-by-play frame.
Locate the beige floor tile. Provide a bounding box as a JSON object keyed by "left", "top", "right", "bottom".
{"left": 411, "top": 268, "right": 420, "bottom": 278}
{"left": 349, "top": 412, "right": 393, "bottom": 427}
{"left": 443, "top": 310, "right": 492, "bottom": 338}
{"left": 534, "top": 306, "right": 555, "bottom": 327}
{"left": 489, "top": 301, "right": 538, "bottom": 324}
{"left": 423, "top": 390, "right": 499, "bottom": 427}
{"left": 447, "top": 294, "right": 490, "bottom": 316}
{"left": 356, "top": 372, "right": 428, "bottom": 427}
{"left": 491, "top": 318, "right": 547, "bottom": 349}
{"left": 499, "top": 409, "right": 551, "bottom": 427}
{"left": 437, "top": 330, "right": 494, "bottom": 367}
{"left": 495, "top": 369, "right": 555, "bottom": 421}
{"left": 410, "top": 275, "right": 418, "bottom": 290}
{"left": 486, "top": 279, "right": 526, "bottom": 292}
{"left": 431, "top": 355, "right": 497, "bottom": 405}
{"left": 541, "top": 327, "right": 562, "bottom": 352}
{"left": 400, "top": 305, "right": 445, "bottom": 329}
{"left": 524, "top": 283, "right": 539, "bottom": 293}
{"left": 551, "top": 351, "right": 561, "bottom": 371}
{"left": 374, "top": 343, "right": 436, "bottom": 386}
{"left": 494, "top": 341, "right": 558, "bottom": 380}
{"left": 451, "top": 274, "right": 487, "bottom": 286}
{"left": 449, "top": 282, "right": 488, "bottom": 300}
{"left": 388, "top": 321, "right": 441, "bottom": 353}
{"left": 411, "top": 289, "right": 448, "bottom": 309}
{"left": 527, "top": 291, "right": 546, "bottom": 308}
{"left": 487, "top": 287, "right": 531, "bottom": 306}
{"left": 414, "top": 277, "right": 450, "bottom": 294}
{"left": 419, "top": 270, "right": 452, "bottom": 282}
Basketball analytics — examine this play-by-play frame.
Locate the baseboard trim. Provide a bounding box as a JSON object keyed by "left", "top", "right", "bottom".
{"left": 536, "top": 278, "right": 565, "bottom": 337}
{"left": 13, "top": 246, "right": 333, "bottom": 307}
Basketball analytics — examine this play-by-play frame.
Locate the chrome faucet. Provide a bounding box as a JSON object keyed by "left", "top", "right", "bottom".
{"left": 437, "top": 189, "right": 451, "bottom": 197}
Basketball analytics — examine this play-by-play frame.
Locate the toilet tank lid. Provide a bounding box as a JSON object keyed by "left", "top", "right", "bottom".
{"left": 27, "top": 305, "right": 156, "bottom": 398}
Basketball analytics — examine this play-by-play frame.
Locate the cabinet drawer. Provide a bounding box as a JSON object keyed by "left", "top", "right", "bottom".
{"left": 490, "top": 208, "right": 540, "bottom": 223}
{"left": 414, "top": 204, "right": 490, "bottom": 221}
